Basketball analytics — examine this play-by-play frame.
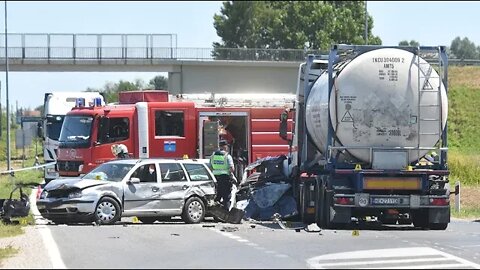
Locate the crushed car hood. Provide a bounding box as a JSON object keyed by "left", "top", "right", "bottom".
{"left": 45, "top": 178, "right": 108, "bottom": 191}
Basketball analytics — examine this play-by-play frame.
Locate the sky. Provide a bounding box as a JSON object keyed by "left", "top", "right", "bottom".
{"left": 0, "top": 1, "right": 479, "bottom": 109}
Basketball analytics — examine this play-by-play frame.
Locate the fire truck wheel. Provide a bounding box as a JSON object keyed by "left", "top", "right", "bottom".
{"left": 182, "top": 197, "right": 205, "bottom": 224}
{"left": 94, "top": 197, "right": 121, "bottom": 225}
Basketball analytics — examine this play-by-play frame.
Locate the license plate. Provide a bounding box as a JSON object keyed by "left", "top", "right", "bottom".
{"left": 371, "top": 197, "right": 400, "bottom": 205}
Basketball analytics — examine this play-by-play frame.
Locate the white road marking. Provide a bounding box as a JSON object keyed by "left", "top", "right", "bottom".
{"left": 317, "top": 257, "right": 451, "bottom": 267}
{"left": 209, "top": 227, "right": 289, "bottom": 259}
{"left": 29, "top": 189, "right": 67, "bottom": 269}
{"left": 306, "top": 247, "right": 480, "bottom": 269}
{"left": 380, "top": 263, "right": 467, "bottom": 269}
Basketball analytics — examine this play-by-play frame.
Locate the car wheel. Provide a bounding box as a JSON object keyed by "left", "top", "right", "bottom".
{"left": 138, "top": 217, "right": 157, "bottom": 224}
{"left": 181, "top": 197, "right": 205, "bottom": 224}
{"left": 94, "top": 197, "right": 121, "bottom": 225}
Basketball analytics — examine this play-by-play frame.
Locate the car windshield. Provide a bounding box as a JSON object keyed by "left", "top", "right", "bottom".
{"left": 83, "top": 163, "right": 134, "bottom": 182}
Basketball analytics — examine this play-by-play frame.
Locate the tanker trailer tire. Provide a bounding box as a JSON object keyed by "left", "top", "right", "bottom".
{"left": 428, "top": 223, "right": 448, "bottom": 230}
{"left": 323, "top": 190, "right": 334, "bottom": 229}
{"left": 315, "top": 179, "right": 326, "bottom": 229}
{"left": 300, "top": 182, "right": 315, "bottom": 225}
{"left": 412, "top": 210, "right": 428, "bottom": 229}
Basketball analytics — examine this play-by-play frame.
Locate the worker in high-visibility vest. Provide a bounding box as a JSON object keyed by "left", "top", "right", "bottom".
{"left": 211, "top": 140, "right": 236, "bottom": 210}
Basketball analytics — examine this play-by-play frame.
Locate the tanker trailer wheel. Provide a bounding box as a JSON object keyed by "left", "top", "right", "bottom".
{"left": 428, "top": 223, "right": 448, "bottom": 230}
{"left": 412, "top": 210, "right": 428, "bottom": 229}
{"left": 300, "top": 182, "right": 315, "bottom": 225}
{"left": 323, "top": 188, "right": 334, "bottom": 229}
{"left": 315, "top": 178, "right": 326, "bottom": 229}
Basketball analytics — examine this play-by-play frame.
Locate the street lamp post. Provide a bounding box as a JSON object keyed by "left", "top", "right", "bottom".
{"left": 4, "top": 0, "right": 11, "bottom": 171}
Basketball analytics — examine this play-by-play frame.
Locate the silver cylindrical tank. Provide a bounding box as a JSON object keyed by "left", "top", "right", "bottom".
{"left": 306, "top": 48, "right": 448, "bottom": 164}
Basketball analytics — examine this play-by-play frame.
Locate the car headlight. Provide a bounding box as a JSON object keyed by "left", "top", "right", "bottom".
{"left": 40, "top": 190, "right": 48, "bottom": 199}
{"left": 68, "top": 190, "right": 82, "bottom": 199}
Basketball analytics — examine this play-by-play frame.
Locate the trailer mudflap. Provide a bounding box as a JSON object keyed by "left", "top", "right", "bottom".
{"left": 429, "top": 208, "right": 450, "bottom": 224}
{"left": 330, "top": 205, "right": 351, "bottom": 224}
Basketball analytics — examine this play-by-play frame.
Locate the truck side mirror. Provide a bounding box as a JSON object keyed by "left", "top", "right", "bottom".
{"left": 279, "top": 111, "right": 288, "bottom": 141}
{"left": 37, "top": 121, "right": 44, "bottom": 139}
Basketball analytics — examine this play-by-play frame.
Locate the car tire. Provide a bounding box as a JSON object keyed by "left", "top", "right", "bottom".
{"left": 138, "top": 217, "right": 157, "bottom": 224}
{"left": 94, "top": 197, "right": 121, "bottom": 225}
{"left": 181, "top": 197, "right": 205, "bottom": 224}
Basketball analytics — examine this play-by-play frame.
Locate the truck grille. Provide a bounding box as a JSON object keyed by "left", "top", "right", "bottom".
{"left": 57, "top": 161, "right": 83, "bottom": 172}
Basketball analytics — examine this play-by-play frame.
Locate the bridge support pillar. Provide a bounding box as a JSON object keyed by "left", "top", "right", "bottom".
{"left": 168, "top": 70, "right": 182, "bottom": 95}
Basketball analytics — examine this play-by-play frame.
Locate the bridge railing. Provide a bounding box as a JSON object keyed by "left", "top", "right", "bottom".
{"left": 0, "top": 46, "right": 321, "bottom": 61}
{"left": 0, "top": 33, "right": 479, "bottom": 64}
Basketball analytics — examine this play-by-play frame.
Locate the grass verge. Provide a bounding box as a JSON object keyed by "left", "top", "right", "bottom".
{"left": 0, "top": 159, "right": 42, "bottom": 241}
{"left": 0, "top": 245, "right": 19, "bottom": 262}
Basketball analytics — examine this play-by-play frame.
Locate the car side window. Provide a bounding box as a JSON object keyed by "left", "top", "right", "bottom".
{"left": 131, "top": 164, "right": 157, "bottom": 183}
{"left": 159, "top": 163, "right": 186, "bottom": 182}
{"left": 183, "top": 163, "right": 213, "bottom": 181}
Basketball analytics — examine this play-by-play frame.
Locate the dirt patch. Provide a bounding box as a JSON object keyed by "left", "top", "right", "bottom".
{"left": 449, "top": 185, "right": 480, "bottom": 209}
{"left": 450, "top": 66, "right": 480, "bottom": 89}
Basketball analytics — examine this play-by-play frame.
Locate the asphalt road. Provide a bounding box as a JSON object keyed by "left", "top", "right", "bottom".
{"left": 38, "top": 217, "right": 480, "bottom": 269}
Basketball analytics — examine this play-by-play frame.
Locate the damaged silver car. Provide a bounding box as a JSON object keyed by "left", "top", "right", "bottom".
{"left": 36, "top": 159, "right": 217, "bottom": 225}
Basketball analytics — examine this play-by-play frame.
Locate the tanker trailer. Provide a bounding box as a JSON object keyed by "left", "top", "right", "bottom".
{"left": 280, "top": 45, "right": 450, "bottom": 230}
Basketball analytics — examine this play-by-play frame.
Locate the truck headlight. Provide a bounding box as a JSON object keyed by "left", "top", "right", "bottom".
{"left": 68, "top": 190, "right": 82, "bottom": 199}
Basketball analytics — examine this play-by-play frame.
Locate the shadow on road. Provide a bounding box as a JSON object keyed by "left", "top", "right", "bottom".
{"left": 250, "top": 221, "right": 429, "bottom": 232}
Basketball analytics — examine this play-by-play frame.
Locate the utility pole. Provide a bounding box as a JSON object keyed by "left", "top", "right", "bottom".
{"left": 4, "top": 0, "right": 11, "bottom": 171}
{"left": 364, "top": 1, "right": 368, "bottom": 45}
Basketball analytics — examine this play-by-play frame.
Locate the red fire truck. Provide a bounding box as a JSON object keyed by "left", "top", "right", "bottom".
{"left": 56, "top": 90, "right": 295, "bottom": 178}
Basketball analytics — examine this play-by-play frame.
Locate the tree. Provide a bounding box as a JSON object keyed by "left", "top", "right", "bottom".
{"left": 450, "top": 36, "right": 478, "bottom": 59}
{"left": 149, "top": 75, "right": 168, "bottom": 90}
{"left": 35, "top": 105, "right": 44, "bottom": 116}
{"left": 398, "top": 40, "right": 420, "bottom": 47}
{"left": 212, "top": 1, "right": 382, "bottom": 59}
{"left": 87, "top": 79, "right": 147, "bottom": 103}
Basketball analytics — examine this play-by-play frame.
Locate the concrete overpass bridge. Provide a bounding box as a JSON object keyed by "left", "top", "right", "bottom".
{"left": 0, "top": 33, "right": 321, "bottom": 95}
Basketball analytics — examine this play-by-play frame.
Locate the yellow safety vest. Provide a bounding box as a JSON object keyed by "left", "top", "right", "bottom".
{"left": 211, "top": 152, "right": 229, "bottom": 175}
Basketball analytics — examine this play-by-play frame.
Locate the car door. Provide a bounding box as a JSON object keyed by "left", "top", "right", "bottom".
{"left": 123, "top": 162, "right": 163, "bottom": 215}
{"left": 183, "top": 162, "right": 216, "bottom": 197}
{"left": 157, "top": 162, "right": 190, "bottom": 214}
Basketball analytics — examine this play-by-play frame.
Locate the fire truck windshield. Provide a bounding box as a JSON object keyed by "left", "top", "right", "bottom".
{"left": 46, "top": 115, "right": 64, "bottom": 140}
{"left": 59, "top": 115, "right": 94, "bottom": 148}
